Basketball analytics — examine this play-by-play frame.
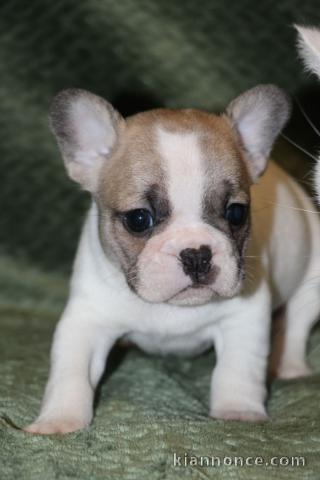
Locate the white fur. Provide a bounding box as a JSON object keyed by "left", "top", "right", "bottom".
{"left": 25, "top": 160, "right": 320, "bottom": 434}
{"left": 296, "top": 25, "right": 320, "bottom": 78}
{"left": 296, "top": 25, "right": 320, "bottom": 202}
{"left": 133, "top": 128, "right": 239, "bottom": 304}
{"left": 136, "top": 221, "right": 239, "bottom": 304}
{"left": 157, "top": 128, "right": 203, "bottom": 220}
{"left": 314, "top": 159, "right": 320, "bottom": 204}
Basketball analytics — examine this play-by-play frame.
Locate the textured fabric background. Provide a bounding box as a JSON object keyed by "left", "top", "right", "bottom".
{"left": 1, "top": 0, "right": 320, "bottom": 271}
{"left": 1, "top": 0, "right": 320, "bottom": 478}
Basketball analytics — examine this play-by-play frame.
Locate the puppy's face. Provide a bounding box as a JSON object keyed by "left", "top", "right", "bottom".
{"left": 50, "top": 85, "right": 290, "bottom": 305}
{"left": 97, "top": 111, "right": 250, "bottom": 305}
{"left": 296, "top": 25, "right": 320, "bottom": 202}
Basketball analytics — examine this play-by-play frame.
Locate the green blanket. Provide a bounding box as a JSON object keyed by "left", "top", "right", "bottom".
{"left": 0, "top": 256, "right": 320, "bottom": 480}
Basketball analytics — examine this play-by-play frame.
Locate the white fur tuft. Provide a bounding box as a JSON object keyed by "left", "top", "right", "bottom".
{"left": 296, "top": 25, "right": 320, "bottom": 78}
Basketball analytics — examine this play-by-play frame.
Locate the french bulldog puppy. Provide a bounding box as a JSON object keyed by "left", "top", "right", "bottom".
{"left": 25, "top": 84, "right": 320, "bottom": 435}
{"left": 296, "top": 25, "right": 320, "bottom": 199}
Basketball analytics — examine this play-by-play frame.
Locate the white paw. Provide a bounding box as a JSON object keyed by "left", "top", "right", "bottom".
{"left": 210, "top": 408, "right": 268, "bottom": 423}
{"left": 23, "top": 418, "right": 89, "bottom": 435}
{"left": 277, "top": 362, "right": 312, "bottom": 380}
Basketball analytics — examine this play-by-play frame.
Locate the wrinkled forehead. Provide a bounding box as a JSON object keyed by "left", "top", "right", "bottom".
{"left": 99, "top": 109, "right": 250, "bottom": 212}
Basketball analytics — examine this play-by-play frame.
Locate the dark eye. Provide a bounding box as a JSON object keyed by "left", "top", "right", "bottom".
{"left": 123, "top": 209, "right": 154, "bottom": 234}
{"left": 225, "top": 203, "right": 248, "bottom": 227}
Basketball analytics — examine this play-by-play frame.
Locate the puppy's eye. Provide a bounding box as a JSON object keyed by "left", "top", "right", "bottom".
{"left": 123, "top": 209, "right": 154, "bottom": 234}
{"left": 225, "top": 203, "right": 248, "bottom": 227}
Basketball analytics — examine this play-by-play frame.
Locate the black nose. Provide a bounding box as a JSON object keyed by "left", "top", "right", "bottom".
{"left": 179, "top": 245, "right": 212, "bottom": 283}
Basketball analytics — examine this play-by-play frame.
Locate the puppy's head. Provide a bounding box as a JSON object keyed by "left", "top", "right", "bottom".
{"left": 50, "top": 85, "right": 290, "bottom": 305}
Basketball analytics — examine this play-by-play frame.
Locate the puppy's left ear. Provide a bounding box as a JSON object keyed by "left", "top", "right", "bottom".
{"left": 50, "top": 88, "right": 125, "bottom": 192}
{"left": 224, "top": 84, "right": 291, "bottom": 182}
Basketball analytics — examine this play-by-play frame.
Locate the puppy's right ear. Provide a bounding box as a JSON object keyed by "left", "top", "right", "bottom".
{"left": 225, "top": 85, "right": 291, "bottom": 182}
{"left": 50, "top": 89, "right": 125, "bottom": 192}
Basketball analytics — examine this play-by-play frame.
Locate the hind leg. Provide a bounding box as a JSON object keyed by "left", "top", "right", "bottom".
{"left": 276, "top": 282, "right": 320, "bottom": 379}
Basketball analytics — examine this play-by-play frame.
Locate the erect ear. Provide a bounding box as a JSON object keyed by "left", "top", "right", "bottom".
{"left": 296, "top": 25, "right": 320, "bottom": 79}
{"left": 224, "top": 84, "right": 291, "bottom": 182}
{"left": 50, "top": 89, "right": 125, "bottom": 192}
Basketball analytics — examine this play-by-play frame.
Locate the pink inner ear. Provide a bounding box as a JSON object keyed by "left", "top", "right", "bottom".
{"left": 70, "top": 95, "right": 118, "bottom": 165}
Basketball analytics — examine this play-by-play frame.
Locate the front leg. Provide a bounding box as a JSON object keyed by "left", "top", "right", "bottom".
{"left": 210, "top": 285, "right": 271, "bottom": 422}
{"left": 24, "top": 299, "right": 119, "bottom": 434}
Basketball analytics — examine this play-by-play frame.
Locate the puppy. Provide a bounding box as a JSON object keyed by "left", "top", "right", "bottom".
{"left": 296, "top": 25, "right": 320, "bottom": 199}
{"left": 25, "top": 84, "right": 320, "bottom": 434}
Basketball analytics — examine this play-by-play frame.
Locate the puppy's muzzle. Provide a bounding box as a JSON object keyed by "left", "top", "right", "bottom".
{"left": 179, "top": 245, "right": 212, "bottom": 284}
